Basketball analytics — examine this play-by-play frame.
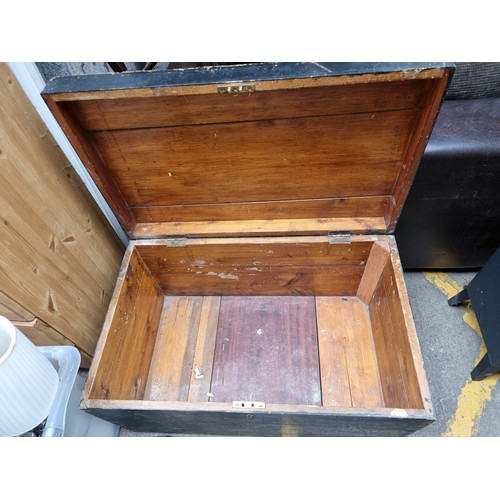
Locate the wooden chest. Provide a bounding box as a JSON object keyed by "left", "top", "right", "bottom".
{"left": 42, "top": 62, "right": 452, "bottom": 436}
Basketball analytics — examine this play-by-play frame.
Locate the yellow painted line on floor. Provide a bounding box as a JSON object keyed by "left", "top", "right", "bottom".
{"left": 423, "top": 272, "right": 500, "bottom": 436}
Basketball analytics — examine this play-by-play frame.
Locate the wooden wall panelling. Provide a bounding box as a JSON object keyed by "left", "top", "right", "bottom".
{"left": 0, "top": 63, "right": 124, "bottom": 363}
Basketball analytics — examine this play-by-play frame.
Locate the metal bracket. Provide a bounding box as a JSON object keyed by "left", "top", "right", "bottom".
{"left": 328, "top": 231, "right": 352, "bottom": 244}
{"left": 217, "top": 84, "right": 256, "bottom": 94}
{"left": 232, "top": 401, "right": 266, "bottom": 409}
{"left": 164, "top": 237, "right": 188, "bottom": 247}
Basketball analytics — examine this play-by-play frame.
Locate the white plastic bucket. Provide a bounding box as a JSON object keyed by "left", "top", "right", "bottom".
{"left": 0, "top": 316, "right": 59, "bottom": 436}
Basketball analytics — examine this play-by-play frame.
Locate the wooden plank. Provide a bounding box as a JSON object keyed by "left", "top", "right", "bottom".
{"left": 138, "top": 240, "right": 373, "bottom": 269}
{"left": 89, "top": 250, "right": 164, "bottom": 400}
{"left": 0, "top": 63, "right": 123, "bottom": 359}
{"left": 316, "top": 297, "right": 384, "bottom": 408}
{"left": 91, "top": 110, "right": 415, "bottom": 208}
{"left": 369, "top": 258, "right": 423, "bottom": 409}
{"left": 68, "top": 79, "right": 432, "bottom": 131}
{"left": 152, "top": 266, "right": 365, "bottom": 297}
{"left": 144, "top": 297, "right": 202, "bottom": 401}
{"left": 356, "top": 241, "right": 390, "bottom": 304}
{"left": 42, "top": 94, "right": 136, "bottom": 234}
{"left": 0, "top": 290, "right": 35, "bottom": 322}
{"left": 315, "top": 298, "right": 352, "bottom": 407}
{"left": 134, "top": 217, "right": 387, "bottom": 238}
{"left": 211, "top": 296, "right": 321, "bottom": 405}
{"left": 187, "top": 297, "right": 221, "bottom": 402}
{"left": 46, "top": 67, "right": 447, "bottom": 102}
{"left": 132, "top": 196, "right": 390, "bottom": 224}
{"left": 387, "top": 69, "right": 453, "bottom": 230}
{"left": 13, "top": 318, "right": 92, "bottom": 369}
{"left": 387, "top": 237, "right": 433, "bottom": 415}
{"left": 136, "top": 239, "right": 371, "bottom": 296}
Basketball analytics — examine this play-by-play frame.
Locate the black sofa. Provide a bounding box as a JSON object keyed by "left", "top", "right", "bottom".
{"left": 395, "top": 62, "right": 500, "bottom": 269}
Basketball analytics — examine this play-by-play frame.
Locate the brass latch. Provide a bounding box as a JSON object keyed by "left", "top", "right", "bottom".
{"left": 217, "top": 84, "right": 256, "bottom": 94}
{"left": 232, "top": 401, "right": 266, "bottom": 409}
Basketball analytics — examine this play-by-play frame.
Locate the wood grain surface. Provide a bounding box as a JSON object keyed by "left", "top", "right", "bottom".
{"left": 369, "top": 260, "right": 423, "bottom": 409}
{"left": 144, "top": 296, "right": 220, "bottom": 402}
{"left": 316, "top": 297, "right": 384, "bottom": 408}
{"left": 0, "top": 63, "right": 123, "bottom": 362}
{"left": 211, "top": 296, "right": 321, "bottom": 405}
{"left": 89, "top": 250, "right": 164, "bottom": 400}
{"left": 137, "top": 240, "right": 371, "bottom": 296}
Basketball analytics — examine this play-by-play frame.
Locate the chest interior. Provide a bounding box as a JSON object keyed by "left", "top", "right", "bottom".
{"left": 42, "top": 63, "right": 452, "bottom": 434}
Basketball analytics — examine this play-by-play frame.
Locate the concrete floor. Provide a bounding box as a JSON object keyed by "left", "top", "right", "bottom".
{"left": 406, "top": 271, "right": 500, "bottom": 437}
{"left": 118, "top": 269, "right": 500, "bottom": 437}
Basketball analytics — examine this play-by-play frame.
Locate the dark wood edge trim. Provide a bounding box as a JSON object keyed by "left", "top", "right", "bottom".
{"left": 80, "top": 398, "right": 433, "bottom": 419}
{"left": 387, "top": 237, "right": 434, "bottom": 416}
{"left": 43, "top": 62, "right": 454, "bottom": 97}
{"left": 42, "top": 94, "right": 136, "bottom": 235}
{"left": 81, "top": 244, "right": 136, "bottom": 401}
{"left": 386, "top": 68, "right": 453, "bottom": 231}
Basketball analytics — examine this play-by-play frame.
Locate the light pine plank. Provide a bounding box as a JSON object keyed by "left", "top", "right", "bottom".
{"left": 316, "top": 297, "right": 384, "bottom": 408}
{"left": 187, "top": 296, "right": 221, "bottom": 402}
{"left": 356, "top": 241, "right": 390, "bottom": 304}
{"left": 144, "top": 297, "right": 202, "bottom": 401}
{"left": 0, "top": 63, "right": 123, "bottom": 359}
{"left": 0, "top": 290, "right": 35, "bottom": 322}
{"left": 316, "top": 298, "right": 352, "bottom": 407}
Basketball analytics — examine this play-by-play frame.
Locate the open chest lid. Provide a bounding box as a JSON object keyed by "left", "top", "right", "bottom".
{"left": 42, "top": 62, "right": 453, "bottom": 240}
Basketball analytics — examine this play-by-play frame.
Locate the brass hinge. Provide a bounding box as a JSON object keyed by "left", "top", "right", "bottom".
{"left": 164, "top": 237, "right": 188, "bottom": 247}
{"left": 232, "top": 401, "right": 266, "bottom": 409}
{"left": 328, "top": 231, "right": 352, "bottom": 244}
{"left": 217, "top": 84, "right": 256, "bottom": 94}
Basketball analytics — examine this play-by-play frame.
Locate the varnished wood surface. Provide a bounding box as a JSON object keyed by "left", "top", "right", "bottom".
{"left": 144, "top": 296, "right": 221, "bottom": 402}
{"left": 65, "top": 78, "right": 433, "bottom": 131}
{"left": 316, "top": 297, "right": 384, "bottom": 408}
{"left": 91, "top": 110, "right": 415, "bottom": 208}
{"left": 137, "top": 240, "right": 371, "bottom": 296}
{"left": 0, "top": 63, "right": 123, "bottom": 360}
{"left": 211, "top": 296, "right": 321, "bottom": 405}
{"left": 43, "top": 94, "right": 136, "bottom": 234}
{"left": 133, "top": 217, "right": 387, "bottom": 239}
{"left": 132, "top": 196, "right": 390, "bottom": 224}
{"left": 43, "top": 65, "right": 450, "bottom": 239}
{"left": 386, "top": 69, "right": 453, "bottom": 231}
{"left": 369, "top": 260, "right": 423, "bottom": 409}
{"left": 356, "top": 241, "right": 390, "bottom": 304}
{"left": 89, "top": 250, "right": 164, "bottom": 400}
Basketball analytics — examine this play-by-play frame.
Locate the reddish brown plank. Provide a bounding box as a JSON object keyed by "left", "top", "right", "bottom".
{"left": 90, "top": 110, "right": 416, "bottom": 207}
{"left": 132, "top": 196, "right": 390, "bottom": 224}
{"left": 67, "top": 79, "right": 432, "bottom": 131}
{"left": 210, "top": 296, "right": 321, "bottom": 405}
{"left": 369, "top": 261, "right": 423, "bottom": 409}
{"left": 89, "top": 250, "right": 164, "bottom": 400}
